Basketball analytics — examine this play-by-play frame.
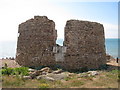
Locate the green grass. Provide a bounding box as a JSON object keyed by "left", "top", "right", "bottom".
{"left": 91, "top": 70, "right": 119, "bottom": 88}
{"left": 70, "top": 80, "right": 84, "bottom": 87}
{"left": 64, "top": 77, "right": 72, "bottom": 81}
{"left": 38, "top": 83, "right": 50, "bottom": 88}
{"left": 2, "top": 75, "right": 25, "bottom": 88}
{"left": 2, "top": 68, "right": 119, "bottom": 88}
{"left": 105, "top": 70, "right": 119, "bottom": 80}
{"left": 38, "top": 79, "right": 50, "bottom": 88}
{"left": 1, "top": 67, "right": 29, "bottom": 76}
{"left": 1, "top": 68, "right": 13, "bottom": 76}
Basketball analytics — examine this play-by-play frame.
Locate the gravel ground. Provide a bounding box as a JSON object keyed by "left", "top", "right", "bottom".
{"left": 0, "top": 59, "right": 20, "bottom": 68}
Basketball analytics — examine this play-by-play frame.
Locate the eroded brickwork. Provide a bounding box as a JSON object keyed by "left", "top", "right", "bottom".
{"left": 64, "top": 20, "right": 106, "bottom": 70}
{"left": 16, "top": 16, "right": 57, "bottom": 67}
{"left": 16, "top": 16, "right": 106, "bottom": 70}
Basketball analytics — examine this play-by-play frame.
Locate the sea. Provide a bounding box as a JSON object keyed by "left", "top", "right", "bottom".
{"left": 0, "top": 39, "right": 119, "bottom": 59}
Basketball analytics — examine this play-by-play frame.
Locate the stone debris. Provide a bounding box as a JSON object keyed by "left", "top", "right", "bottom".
{"left": 23, "top": 76, "right": 32, "bottom": 80}
{"left": 30, "top": 70, "right": 42, "bottom": 78}
{"left": 39, "top": 67, "right": 52, "bottom": 73}
{"left": 43, "top": 76, "right": 55, "bottom": 81}
{"left": 16, "top": 16, "right": 106, "bottom": 70}
{"left": 28, "top": 68, "right": 36, "bottom": 72}
{"left": 78, "top": 71, "right": 99, "bottom": 78}
{"left": 27, "top": 67, "right": 67, "bottom": 81}
{"left": 87, "top": 71, "right": 99, "bottom": 76}
{"left": 106, "top": 54, "right": 115, "bottom": 62}
{"left": 22, "top": 67, "right": 100, "bottom": 81}
{"left": 52, "top": 69, "right": 63, "bottom": 74}
{"left": 47, "top": 73, "right": 67, "bottom": 80}
{"left": 78, "top": 74, "right": 88, "bottom": 78}
{"left": 36, "top": 75, "right": 43, "bottom": 80}
{"left": 68, "top": 73, "right": 76, "bottom": 77}
{"left": 41, "top": 71, "right": 47, "bottom": 75}
{"left": 36, "top": 75, "right": 55, "bottom": 81}
{"left": 29, "top": 67, "right": 52, "bottom": 78}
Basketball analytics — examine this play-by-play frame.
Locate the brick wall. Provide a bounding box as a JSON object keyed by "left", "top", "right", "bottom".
{"left": 16, "top": 16, "right": 106, "bottom": 70}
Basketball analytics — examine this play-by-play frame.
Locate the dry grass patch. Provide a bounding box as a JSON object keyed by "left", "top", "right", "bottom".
{"left": 2, "top": 69, "right": 119, "bottom": 88}
{"left": 2, "top": 75, "right": 25, "bottom": 88}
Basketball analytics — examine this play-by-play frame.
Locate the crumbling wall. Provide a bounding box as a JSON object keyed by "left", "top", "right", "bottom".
{"left": 64, "top": 20, "right": 106, "bottom": 70}
{"left": 16, "top": 16, "right": 57, "bottom": 67}
{"left": 53, "top": 46, "right": 66, "bottom": 62}
{"left": 16, "top": 16, "right": 106, "bottom": 70}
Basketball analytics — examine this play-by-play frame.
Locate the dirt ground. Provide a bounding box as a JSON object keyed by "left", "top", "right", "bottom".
{"left": 0, "top": 59, "right": 20, "bottom": 68}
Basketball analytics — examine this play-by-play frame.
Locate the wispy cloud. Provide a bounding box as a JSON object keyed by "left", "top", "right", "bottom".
{"left": 102, "top": 23, "right": 118, "bottom": 38}
{"left": 0, "top": 0, "right": 118, "bottom": 41}
{"left": 0, "top": 0, "right": 71, "bottom": 41}
{"left": 49, "top": 0, "right": 119, "bottom": 2}
{"left": 103, "top": 23, "right": 118, "bottom": 30}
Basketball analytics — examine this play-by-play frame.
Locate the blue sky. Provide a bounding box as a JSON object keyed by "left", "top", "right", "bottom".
{"left": 0, "top": 0, "right": 118, "bottom": 42}
{"left": 53, "top": 2, "right": 118, "bottom": 40}
{"left": 55, "top": 2, "right": 118, "bottom": 24}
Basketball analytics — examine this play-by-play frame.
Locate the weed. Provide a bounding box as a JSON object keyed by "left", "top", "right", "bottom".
{"left": 85, "top": 76, "right": 94, "bottom": 81}
{"left": 4, "top": 63, "right": 8, "bottom": 69}
{"left": 105, "top": 70, "right": 119, "bottom": 80}
{"left": 64, "top": 75, "right": 77, "bottom": 81}
{"left": 39, "top": 79, "right": 48, "bottom": 84}
{"left": 93, "top": 81, "right": 106, "bottom": 87}
{"left": 110, "top": 69, "right": 119, "bottom": 74}
{"left": 2, "top": 68, "right": 13, "bottom": 76}
{"left": 55, "top": 80, "right": 62, "bottom": 85}
{"left": 13, "top": 67, "right": 29, "bottom": 76}
{"left": 38, "top": 83, "right": 49, "bottom": 88}
{"left": 70, "top": 80, "right": 84, "bottom": 87}
{"left": 53, "top": 80, "right": 63, "bottom": 88}
{"left": 2, "top": 76, "right": 25, "bottom": 87}
{"left": 2, "top": 67, "right": 29, "bottom": 76}
{"left": 64, "top": 77, "right": 72, "bottom": 81}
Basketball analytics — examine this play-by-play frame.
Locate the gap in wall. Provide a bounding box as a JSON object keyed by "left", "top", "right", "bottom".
{"left": 56, "top": 38, "right": 64, "bottom": 46}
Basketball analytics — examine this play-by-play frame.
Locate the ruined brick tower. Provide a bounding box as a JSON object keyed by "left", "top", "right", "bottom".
{"left": 63, "top": 20, "right": 106, "bottom": 70}
{"left": 16, "top": 16, "right": 57, "bottom": 67}
{"left": 16, "top": 16, "right": 106, "bottom": 70}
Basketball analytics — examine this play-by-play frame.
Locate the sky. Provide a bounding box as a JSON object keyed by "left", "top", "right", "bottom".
{"left": 0, "top": 0, "right": 118, "bottom": 42}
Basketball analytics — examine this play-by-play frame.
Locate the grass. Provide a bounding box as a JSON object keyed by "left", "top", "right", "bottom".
{"left": 2, "top": 75, "right": 25, "bottom": 88}
{"left": 91, "top": 70, "right": 118, "bottom": 88}
{"left": 64, "top": 73, "right": 77, "bottom": 81}
{"left": 64, "top": 77, "right": 72, "bottom": 81}
{"left": 69, "top": 80, "right": 84, "bottom": 87}
{"left": 38, "top": 79, "right": 50, "bottom": 88}
{"left": 1, "top": 67, "right": 29, "bottom": 76}
{"left": 38, "top": 83, "right": 50, "bottom": 88}
{"left": 2, "top": 67, "right": 119, "bottom": 88}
